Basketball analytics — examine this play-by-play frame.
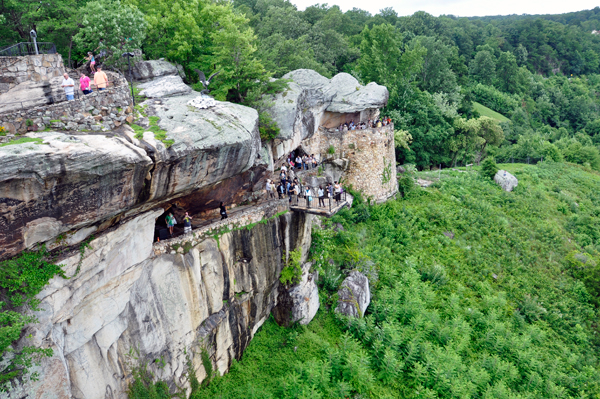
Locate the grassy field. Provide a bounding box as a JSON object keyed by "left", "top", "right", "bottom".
{"left": 473, "top": 101, "right": 510, "bottom": 122}
{"left": 132, "top": 162, "right": 600, "bottom": 399}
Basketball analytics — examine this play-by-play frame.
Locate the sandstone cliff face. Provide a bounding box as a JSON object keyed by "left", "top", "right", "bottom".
{"left": 6, "top": 209, "right": 313, "bottom": 399}
{"left": 0, "top": 96, "right": 261, "bottom": 260}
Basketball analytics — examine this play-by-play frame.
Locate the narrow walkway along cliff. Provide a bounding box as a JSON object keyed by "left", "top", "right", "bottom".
{"left": 0, "top": 57, "right": 395, "bottom": 398}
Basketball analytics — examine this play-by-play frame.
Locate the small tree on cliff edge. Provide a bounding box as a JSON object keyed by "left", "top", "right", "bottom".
{"left": 481, "top": 157, "right": 498, "bottom": 180}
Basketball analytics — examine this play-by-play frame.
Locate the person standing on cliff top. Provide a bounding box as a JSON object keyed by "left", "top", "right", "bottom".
{"left": 61, "top": 73, "right": 75, "bottom": 101}
{"left": 219, "top": 202, "right": 228, "bottom": 220}
{"left": 93, "top": 66, "right": 109, "bottom": 91}
{"left": 80, "top": 72, "right": 92, "bottom": 95}
{"left": 85, "top": 52, "right": 96, "bottom": 74}
{"left": 183, "top": 212, "right": 192, "bottom": 234}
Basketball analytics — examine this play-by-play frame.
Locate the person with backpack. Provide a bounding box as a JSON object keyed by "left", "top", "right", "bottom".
{"left": 219, "top": 202, "right": 228, "bottom": 220}
{"left": 166, "top": 212, "right": 176, "bottom": 236}
{"left": 277, "top": 182, "right": 285, "bottom": 199}
{"left": 305, "top": 186, "right": 312, "bottom": 206}
{"left": 183, "top": 212, "right": 192, "bottom": 234}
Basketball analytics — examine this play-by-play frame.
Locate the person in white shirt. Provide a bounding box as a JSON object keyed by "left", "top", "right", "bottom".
{"left": 61, "top": 73, "right": 75, "bottom": 101}
{"left": 318, "top": 186, "right": 325, "bottom": 207}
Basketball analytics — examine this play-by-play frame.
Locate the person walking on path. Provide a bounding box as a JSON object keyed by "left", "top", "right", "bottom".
{"left": 277, "top": 181, "right": 285, "bottom": 199}
{"left": 219, "top": 202, "right": 228, "bottom": 220}
{"left": 183, "top": 212, "right": 193, "bottom": 234}
{"left": 80, "top": 72, "right": 92, "bottom": 95}
{"left": 85, "top": 52, "right": 97, "bottom": 74}
{"left": 94, "top": 66, "right": 109, "bottom": 91}
{"left": 62, "top": 73, "right": 75, "bottom": 101}
{"left": 266, "top": 179, "right": 275, "bottom": 199}
{"left": 318, "top": 186, "right": 325, "bottom": 207}
{"left": 166, "top": 212, "right": 176, "bottom": 236}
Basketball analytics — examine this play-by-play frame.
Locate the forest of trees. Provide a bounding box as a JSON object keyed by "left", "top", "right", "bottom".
{"left": 2, "top": 1, "right": 600, "bottom": 168}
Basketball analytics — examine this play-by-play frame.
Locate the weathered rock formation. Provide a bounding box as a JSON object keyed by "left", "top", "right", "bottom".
{"left": 266, "top": 69, "right": 389, "bottom": 160}
{"left": 7, "top": 209, "right": 314, "bottom": 399}
{"left": 494, "top": 170, "right": 518, "bottom": 192}
{"left": 264, "top": 69, "right": 396, "bottom": 202}
{"left": 0, "top": 60, "right": 396, "bottom": 398}
{"left": 0, "top": 94, "right": 261, "bottom": 260}
{"left": 138, "top": 75, "right": 192, "bottom": 98}
{"left": 335, "top": 271, "right": 371, "bottom": 318}
{"left": 132, "top": 59, "right": 185, "bottom": 82}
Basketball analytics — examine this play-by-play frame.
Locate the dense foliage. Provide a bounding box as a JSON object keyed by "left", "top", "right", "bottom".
{"left": 0, "top": 247, "right": 65, "bottom": 391}
{"left": 185, "top": 162, "right": 600, "bottom": 398}
{"left": 4, "top": 0, "right": 600, "bottom": 154}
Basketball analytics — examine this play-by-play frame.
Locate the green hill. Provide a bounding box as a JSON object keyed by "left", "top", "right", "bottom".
{"left": 184, "top": 162, "right": 600, "bottom": 399}
{"left": 473, "top": 101, "right": 510, "bottom": 122}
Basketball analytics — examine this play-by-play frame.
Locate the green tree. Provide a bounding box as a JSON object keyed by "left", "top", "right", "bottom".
{"left": 496, "top": 51, "right": 520, "bottom": 93}
{"left": 411, "top": 36, "right": 458, "bottom": 95}
{"left": 469, "top": 50, "right": 496, "bottom": 86}
{"left": 73, "top": 0, "right": 146, "bottom": 67}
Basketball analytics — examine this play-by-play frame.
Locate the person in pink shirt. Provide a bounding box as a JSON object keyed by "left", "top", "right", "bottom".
{"left": 80, "top": 72, "right": 92, "bottom": 95}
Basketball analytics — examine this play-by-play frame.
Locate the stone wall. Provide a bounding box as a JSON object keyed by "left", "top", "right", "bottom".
{"left": 0, "top": 80, "right": 132, "bottom": 134}
{"left": 0, "top": 54, "right": 65, "bottom": 94}
{"left": 303, "top": 124, "right": 397, "bottom": 202}
{"left": 153, "top": 199, "right": 290, "bottom": 256}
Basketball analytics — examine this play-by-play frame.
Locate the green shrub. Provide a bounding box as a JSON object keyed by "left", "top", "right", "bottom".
{"left": 397, "top": 175, "right": 414, "bottom": 197}
{"left": 258, "top": 112, "right": 280, "bottom": 141}
{"left": 0, "top": 247, "right": 66, "bottom": 390}
{"left": 327, "top": 145, "right": 335, "bottom": 155}
{"left": 280, "top": 248, "right": 302, "bottom": 286}
{"left": 480, "top": 157, "right": 499, "bottom": 180}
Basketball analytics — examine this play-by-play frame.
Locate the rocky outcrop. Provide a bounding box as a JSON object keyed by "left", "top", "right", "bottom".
{"left": 335, "top": 271, "right": 370, "bottom": 318}
{"left": 0, "top": 132, "right": 152, "bottom": 259}
{"left": 494, "top": 170, "right": 518, "bottom": 192}
{"left": 7, "top": 209, "right": 314, "bottom": 399}
{"left": 0, "top": 94, "right": 261, "bottom": 260}
{"left": 138, "top": 75, "right": 192, "bottom": 98}
{"left": 132, "top": 59, "right": 182, "bottom": 82}
{"left": 266, "top": 69, "right": 389, "bottom": 160}
{"left": 288, "top": 263, "right": 319, "bottom": 325}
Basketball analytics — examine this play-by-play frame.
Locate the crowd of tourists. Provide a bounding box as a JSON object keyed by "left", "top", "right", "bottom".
{"left": 337, "top": 117, "right": 391, "bottom": 131}
{"left": 264, "top": 150, "right": 344, "bottom": 208}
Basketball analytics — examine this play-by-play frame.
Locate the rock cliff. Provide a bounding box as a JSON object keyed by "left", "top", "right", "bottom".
{"left": 7, "top": 210, "right": 314, "bottom": 399}
{"left": 0, "top": 59, "right": 396, "bottom": 398}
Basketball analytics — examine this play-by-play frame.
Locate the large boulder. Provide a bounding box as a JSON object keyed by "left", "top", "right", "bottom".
{"left": 494, "top": 170, "right": 518, "bottom": 192}
{"left": 132, "top": 59, "right": 180, "bottom": 82}
{"left": 0, "top": 92, "right": 261, "bottom": 260}
{"left": 288, "top": 262, "right": 320, "bottom": 325}
{"left": 326, "top": 74, "right": 389, "bottom": 113}
{"left": 335, "top": 271, "right": 370, "bottom": 318}
{"left": 138, "top": 75, "right": 192, "bottom": 98}
{"left": 0, "top": 132, "right": 152, "bottom": 259}
{"left": 265, "top": 69, "right": 389, "bottom": 160}
{"left": 0, "top": 77, "right": 65, "bottom": 114}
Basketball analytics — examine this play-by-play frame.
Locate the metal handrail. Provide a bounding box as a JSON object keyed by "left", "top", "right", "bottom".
{"left": 0, "top": 42, "right": 57, "bottom": 57}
